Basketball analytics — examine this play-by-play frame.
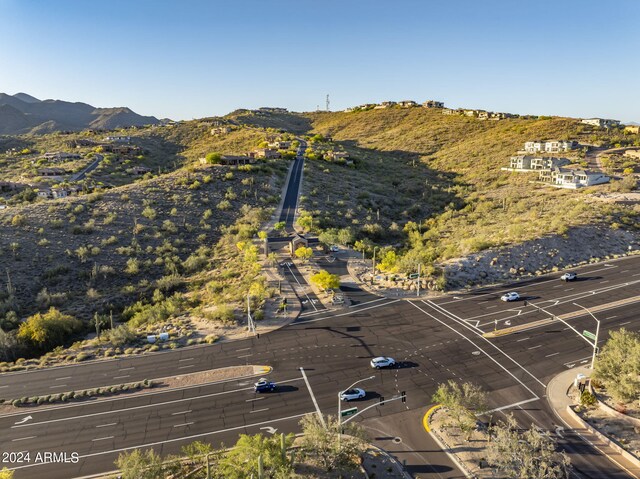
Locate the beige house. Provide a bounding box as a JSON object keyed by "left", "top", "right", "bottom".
{"left": 325, "top": 151, "right": 350, "bottom": 161}
{"left": 398, "top": 100, "right": 418, "bottom": 108}
{"left": 581, "top": 118, "right": 620, "bottom": 128}
{"left": 42, "top": 152, "right": 81, "bottom": 162}
{"left": 423, "top": 100, "right": 444, "bottom": 109}
{"left": 250, "top": 148, "right": 281, "bottom": 159}
{"left": 374, "top": 101, "right": 396, "bottom": 109}
{"left": 508, "top": 155, "right": 570, "bottom": 171}
{"left": 211, "top": 126, "right": 232, "bottom": 135}
{"left": 624, "top": 125, "right": 640, "bottom": 134}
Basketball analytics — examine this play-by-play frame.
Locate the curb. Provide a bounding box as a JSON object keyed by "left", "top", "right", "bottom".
{"left": 422, "top": 406, "right": 476, "bottom": 479}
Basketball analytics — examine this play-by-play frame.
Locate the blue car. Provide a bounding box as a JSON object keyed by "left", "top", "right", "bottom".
{"left": 254, "top": 378, "right": 276, "bottom": 393}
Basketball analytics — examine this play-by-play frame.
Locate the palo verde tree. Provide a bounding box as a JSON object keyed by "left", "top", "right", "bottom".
{"left": 487, "top": 414, "right": 570, "bottom": 479}
{"left": 294, "top": 246, "right": 313, "bottom": 262}
{"left": 309, "top": 270, "right": 340, "bottom": 290}
{"left": 432, "top": 380, "right": 487, "bottom": 440}
{"left": 593, "top": 328, "right": 640, "bottom": 403}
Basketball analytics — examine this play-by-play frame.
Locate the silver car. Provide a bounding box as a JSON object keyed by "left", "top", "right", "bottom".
{"left": 340, "top": 388, "right": 366, "bottom": 401}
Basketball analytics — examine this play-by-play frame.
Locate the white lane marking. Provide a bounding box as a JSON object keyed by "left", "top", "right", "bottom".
{"left": 0, "top": 385, "right": 8, "bottom": 389}
{"left": 96, "top": 423, "right": 117, "bottom": 428}
{"left": 11, "top": 436, "right": 36, "bottom": 442}
{"left": 92, "top": 436, "right": 114, "bottom": 442}
{"left": 299, "top": 367, "right": 326, "bottom": 427}
{"left": 411, "top": 302, "right": 541, "bottom": 396}
{"left": 119, "top": 367, "right": 135, "bottom": 371}
{"left": 564, "top": 288, "right": 574, "bottom": 292}
{"left": 285, "top": 263, "right": 318, "bottom": 312}
{"left": 545, "top": 352, "right": 560, "bottom": 358}
{"left": 237, "top": 354, "right": 252, "bottom": 359}
{"left": 173, "top": 422, "right": 194, "bottom": 427}
{"left": 235, "top": 347, "right": 251, "bottom": 352}
{"left": 112, "top": 375, "right": 130, "bottom": 380}
{"left": 171, "top": 410, "right": 191, "bottom": 416}
{"left": 528, "top": 345, "right": 542, "bottom": 350}
{"left": 55, "top": 376, "right": 72, "bottom": 381}
{"left": 516, "top": 337, "right": 531, "bottom": 342}
{"left": 564, "top": 356, "right": 592, "bottom": 367}
{"left": 483, "top": 397, "right": 539, "bottom": 414}
{"left": 246, "top": 398, "right": 264, "bottom": 402}
{"left": 599, "top": 281, "right": 609, "bottom": 284}
{"left": 11, "top": 377, "right": 304, "bottom": 428}
{"left": 296, "top": 299, "right": 402, "bottom": 324}
{"left": 178, "top": 358, "right": 195, "bottom": 362}
{"left": 605, "top": 315, "right": 617, "bottom": 320}
{"left": 619, "top": 321, "right": 631, "bottom": 326}
{"left": 633, "top": 273, "right": 640, "bottom": 277}
{"left": 178, "top": 364, "right": 195, "bottom": 369}
{"left": 250, "top": 408, "right": 270, "bottom": 414}
{"left": 486, "top": 305, "right": 497, "bottom": 309}
{"left": 49, "top": 384, "right": 67, "bottom": 388}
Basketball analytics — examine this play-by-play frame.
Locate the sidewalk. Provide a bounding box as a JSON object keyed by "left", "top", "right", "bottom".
{"left": 547, "top": 367, "right": 640, "bottom": 478}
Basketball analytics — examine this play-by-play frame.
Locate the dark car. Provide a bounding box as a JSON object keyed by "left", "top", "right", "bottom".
{"left": 254, "top": 378, "right": 276, "bottom": 393}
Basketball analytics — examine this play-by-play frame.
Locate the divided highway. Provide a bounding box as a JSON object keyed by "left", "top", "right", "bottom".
{"left": 1, "top": 255, "right": 639, "bottom": 478}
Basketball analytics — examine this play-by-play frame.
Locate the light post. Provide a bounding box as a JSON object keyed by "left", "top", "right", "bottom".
{"left": 247, "top": 294, "right": 256, "bottom": 335}
{"left": 372, "top": 246, "right": 380, "bottom": 281}
{"left": 573, "top": 302, "right": 601, "bottom": 370}
{"left": 337, "top": 375, "right": 375, "bottom": 447}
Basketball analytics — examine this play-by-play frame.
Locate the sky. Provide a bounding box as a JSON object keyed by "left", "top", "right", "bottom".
{"left": 1, "top": 0, "right": 639, "bottom": 121}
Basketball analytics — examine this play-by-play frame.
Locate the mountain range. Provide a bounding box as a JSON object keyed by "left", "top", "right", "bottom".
{"left": 0, "top": 93, "right": 161, "bottom": 135}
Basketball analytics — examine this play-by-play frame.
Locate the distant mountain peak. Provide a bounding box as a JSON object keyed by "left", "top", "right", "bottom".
{"left": 13, "top": 92, "right": 41, "bottom": 103}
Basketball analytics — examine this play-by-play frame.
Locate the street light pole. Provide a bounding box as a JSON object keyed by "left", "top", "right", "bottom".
{"left": 573, "top": 302, "right": 601, "bottom": 370}
{"left": 338, "top": 375, "right": 375, "bottom": 448}
{"left": 372, "top": 246, "right": 380, "bottom": 281}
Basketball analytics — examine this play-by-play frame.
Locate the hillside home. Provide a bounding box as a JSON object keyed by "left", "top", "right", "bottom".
{"left": 580, "top": 118, "right": 620, "bottom": 128}
{"left": 325, "top": 151, "right": 350, "bottom": 161}
{"left": 374, "top": 101, "right": 396, "bottom": 109}
{"left": 490, "top": 112, "right": 515, "bottom": 120}
{"left": 249, "top": 148, "right": 281, "bottom": 159}
{"left": 478, "top": 111, "right": 491, "bottom": 120}
{"left": 463, "top": 109, "right": 484, "bottom": 117}
{"left": 539, "top": 167, "right": 610, "bottom": 189}
{"left": 509, "top": 156, "right": 570, "bottom": 171}
{"left": 423, "top": 100, "right": 445, "bottom": 109}
{"left": 259, "top": 107, "right": 288, "bottom": 113}
{"left": 442, "top": 108, "right": 459, "bottom": 115}
{"left": 130, "top": 166, "right": 152, "bottom": 175}
{"left": 524, "top": 140, "right": 577, "bottom": 154}
{"left": 0, "top": 181, "right": 27, "bottom": 192}
{"left": 36, "top": 188, "right": 52, "bottom": 199}
{"left": 103, "top": 136, "right": 131, "bottom": 143}
{"left": 38, "top": 167, "right": 68, "bottom": 177}
{"left": 398, "top": 100, "right": 418, "bottom": 108}
{"left": 67, "top": 139, "right": 97, "bottom": 148}
{"left": 220, "top": 155, "right": 255, "bottom": 166}
{"left": 211, "top": 126, "right": 232, "bottom": 135}
{"left": 624, "top": 125, "right": 640, "bottom": 134}
{"left": 624, "top": 149, "right": 640, "bottom": 159}
{"left": 268, "top": 140, "right": 292, "bottom": 149}
{"left": 42, "top": 151, "right": 82, "bottom": 162}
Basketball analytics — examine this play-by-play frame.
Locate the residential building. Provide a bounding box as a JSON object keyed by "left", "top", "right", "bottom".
{"left": 539, "top": 167, "right": 610, "bottom": 188}
{"left": 219, "top": 155, "right": 255, "bottom": 166}
{"left": 490, "top": 112, "right": 515, "bottom": 120}
{"left": 103, "top": 136, "right": 131, "bottom": 143}
{"left": 624, "top": 149, "right": 640, "bottom": 159}
{"left": 624, "top": 125, "right": 640, "bottom": 134}
{"left": 42, "top": 151, "right": 82, "bottom": 162}
{"left": 130, "top": 166, "right": 152, "bottom": 175}
{"left": 509, "top": 156, "right": 570, "bottom": 171}
{"left": 268, "top": 140, "right": 292, "bottom": 149}
{"left": 0, "top": 181, "right": 27, "bottom": 191}
{"left": 478, "top": 111, "right": 491, "bottom": 120}
{"left": 442, "top": 108, "right": 459, "bottom": 115}
{"left": 374, "top": 101, "right": 396, "bottom": 109}
{"left": 325, "top": 151, "right": 350, "bottom": 161}
{"left": 249, "top": 148, "right": 281, "bottom": 159}
{"left": 423, "top": 100, "right": 445, "bottom": 109}
{"left": 398, "top": 100, "right": 418, "bottom": 108}
{"left": 38, "top": 167, "right": 68, "bottom": 177}
{"left": 580, "top": 118, "right": 620, "bottom": 128}
{"left": 36, "top": 188, "right": 52, "bottom": 199}
{"left": 211, "top": 126, "right": 232, "bottom": 135}
{"left": 259, "top": 107, "right": 288, "bottom": 113}
{"left": 524, "top": 140, "right": 577, "bottom": 153}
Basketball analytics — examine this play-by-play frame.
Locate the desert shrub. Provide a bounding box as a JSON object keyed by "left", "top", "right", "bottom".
{"left": 17, "top": 308, "right": 83, "bottom": 351}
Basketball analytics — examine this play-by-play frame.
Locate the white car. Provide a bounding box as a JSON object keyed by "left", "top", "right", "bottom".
{"left": 560, "top": 272, "right": 577, "bottom": 281}
{"left": 370, "top": 356, "right": 396, "bottom": 369}
{"left": 500, "top": 292, "right": 520, "bottom": 302}
{"left": 329, "top": 245, "right": 340, "bottom": 252}
{"left": 340, "top": 388, "right": 366, "bottom": 401}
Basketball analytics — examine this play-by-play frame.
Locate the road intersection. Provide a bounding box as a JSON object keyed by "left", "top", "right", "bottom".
{"left": 1, "top": 255, "right": 639, "bottom": 478}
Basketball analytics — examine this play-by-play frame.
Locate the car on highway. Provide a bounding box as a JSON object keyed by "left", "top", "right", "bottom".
{"left": 340, "top": 388, "right": 366, "bottom": 401}
{"left": 370, "top": 356, "right": 396, "bottom": 369}
{"left": 254, "top": 378, "right": 276, "bottom": 393}
{"left": 560, "top": 272, "right": 577, "bottom": 281}
{"left": 500, "top": 292, "right": 520, "bottom": 302}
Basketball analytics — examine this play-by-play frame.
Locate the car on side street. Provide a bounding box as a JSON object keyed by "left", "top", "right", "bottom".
{"left": 560, "top": 272, "right": 577, "bottom": 281}
{"left": 500, "top": 292, "right": 520, "bottom": 302}
{"left": 254, "top": 378, "right": 276, "bottom": 393}
{"left": 370, "top": 356, "right": 396, "bottom": 369}
{"left": 340, "top": 388, "right": 366, "bottom": 401}
{"left": 329, "top": 245, "right": 340, "bottom": 252}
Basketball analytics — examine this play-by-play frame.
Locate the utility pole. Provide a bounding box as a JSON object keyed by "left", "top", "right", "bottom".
{"left": 326, "top": 94, "right": 330, "bottom": 111}
{"left": 247, "top": 294, "right": 256, "bottom": 335}
{"left": 416, "top": 263, "right": 421, "bottom": 297}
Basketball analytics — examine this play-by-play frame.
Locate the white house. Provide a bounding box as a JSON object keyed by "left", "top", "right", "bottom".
{"left": 539, "top": 167, "right": 610, "bottom": 188}
{"left": 524, "top": 140, "right": 577, "bottom": 153}
{"left": 581, "top": 118, "right": 620, "bottom": 128}
{"left": 508, "top": 156, "right": 570, "bottom": 171}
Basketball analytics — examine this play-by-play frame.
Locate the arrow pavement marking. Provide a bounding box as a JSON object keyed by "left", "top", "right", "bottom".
{"left": 14, "top": 416, "right": 33, "bottom": 426}
{"left": 260, "top": 426, "right": 278, "bottom": 435}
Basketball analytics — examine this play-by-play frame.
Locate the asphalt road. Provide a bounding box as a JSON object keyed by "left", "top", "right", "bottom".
{"left": 1, "top": 255, "right": 639, "bottom": 478}
{"left": 277, "top": 142, "right": 306, "bottom": 233}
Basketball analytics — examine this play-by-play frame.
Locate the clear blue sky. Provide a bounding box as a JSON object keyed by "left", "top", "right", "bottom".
{"left": 1, "top": 0, "right": 638, "bottom": 121}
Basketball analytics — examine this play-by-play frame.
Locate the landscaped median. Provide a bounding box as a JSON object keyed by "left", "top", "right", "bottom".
{"left": 0, "top": 365, "right": 272, "bottom": 414}
{"left": 483, "top": 295, "right": 640, "bottom": 338}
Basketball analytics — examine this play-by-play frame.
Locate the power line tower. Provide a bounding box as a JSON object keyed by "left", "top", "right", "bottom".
{"left": 326, "top": 94, "right": 330, "bottom": 111}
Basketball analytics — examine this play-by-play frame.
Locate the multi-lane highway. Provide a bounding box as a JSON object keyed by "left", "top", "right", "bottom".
{"left": 1, "top": 255, "right": 639, "bottom": 478}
